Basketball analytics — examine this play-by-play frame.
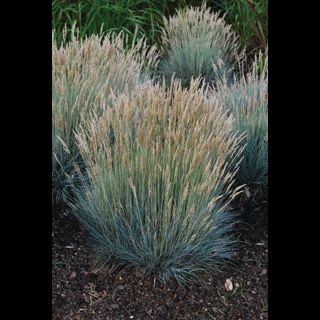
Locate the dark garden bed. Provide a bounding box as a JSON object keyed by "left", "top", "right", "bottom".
{"left": 52, "top": 205, "right": 268, "bottom": 320}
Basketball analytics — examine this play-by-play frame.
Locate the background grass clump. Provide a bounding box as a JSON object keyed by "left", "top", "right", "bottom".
{"left": 52, "top": 0, "right": 172, "bottom": 47}
{"left": 52, "top": 29, "right": 159, "bottom": 203}
{"left": 216, "top": 0, "right": 268, "bottom": 56}
{"left": 158, "top": 4, "right": 241, "bottom": 88}
{"left": 52, "top": 1, "right": 267, "bottom": 58}
{"left": 214, "top": 54, "right": 268, "bottom": 194}
{"left": 69, "top": 80, "right": 244, "bottom": 285}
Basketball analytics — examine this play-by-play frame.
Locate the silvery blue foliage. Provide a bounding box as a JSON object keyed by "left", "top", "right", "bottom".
{"left": 214, "top": 56, "right": 268, "bottom": 191}
{"left": 158, "top": 5, "right": 240, "bottom": 88}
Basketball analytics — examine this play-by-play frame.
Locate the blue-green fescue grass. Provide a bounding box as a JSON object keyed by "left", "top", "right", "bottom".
{"left": 69, "top": 79, "right": 245, "bottom": 286}
{"left": 52, "top": 29, "right": 159, "bottom": 203}
{"left": 214, "top": 54, "right": 268, "bottom": 194}
{"left": 158, "top": 4, "right": 242, "bottom": 88}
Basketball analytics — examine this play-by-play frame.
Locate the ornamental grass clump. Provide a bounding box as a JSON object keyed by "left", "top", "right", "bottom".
{"left": 158, "top": 5, "right": 241, "bottom": 88}
{"left": 214, "top": 55, "right": 268, "bottom": 193}
{"left": 52, "top": 29, "right": 159, "bottom": 203}
{"left": 70, "top": 80, "right": 245, "bottom": 285}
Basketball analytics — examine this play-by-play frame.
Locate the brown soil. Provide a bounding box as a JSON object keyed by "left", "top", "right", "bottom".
{"left": 52, "top": 206, "right": 268, "bottom": 320}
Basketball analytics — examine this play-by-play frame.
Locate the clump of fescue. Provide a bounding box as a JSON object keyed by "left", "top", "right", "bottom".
{"left": 214, "top": 54, "right": 268, "bottom": 192}
{"left": 70, "top": 80, "right": 245, "bottom": 286}
{"left": 158, "top": 5, "right": 241, "bottom": 88}
{"left": 52, "top": 28, "right": 159, "bottom": 203}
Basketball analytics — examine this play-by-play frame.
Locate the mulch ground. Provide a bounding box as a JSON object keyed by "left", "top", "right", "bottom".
{"left": 52, "top": 204, "right": 268, "bottom": 320}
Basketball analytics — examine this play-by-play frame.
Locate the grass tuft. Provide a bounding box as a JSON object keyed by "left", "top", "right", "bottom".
{"left": 69, "top": 79, "right": 245, "bottom": 285}
{"left": 158, "top": 4, "right": 241, "bottom": 88}
{"left": 52, "top": 29, "right": 159, "bottom": 203}
{"left": 214, "top": 53, "right": 268, "bottom": 193}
